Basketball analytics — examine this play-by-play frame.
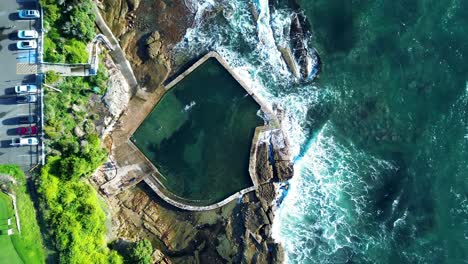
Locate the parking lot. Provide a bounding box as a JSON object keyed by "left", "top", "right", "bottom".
{"left": 0, "top": 0, "right": 41, "bottom": 169}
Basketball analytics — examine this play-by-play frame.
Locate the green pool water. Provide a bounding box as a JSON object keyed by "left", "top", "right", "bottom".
{"left": 131, "top": 58, "right": 262, "bottom": 204}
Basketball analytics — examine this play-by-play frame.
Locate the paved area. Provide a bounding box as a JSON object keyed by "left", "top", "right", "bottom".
{"left": 0, "top": 0, "right": 40, "bottom": 169}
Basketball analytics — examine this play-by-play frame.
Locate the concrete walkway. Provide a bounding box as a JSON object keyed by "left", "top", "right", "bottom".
{"left": 40, "top": 33, "right": 115, "bottom": 77}
{"left": 93, "top": 4, "right": 139, "bottom": 90}
{"left": 41, "top": 63, "right": 89, "bottom": 76}
{"left": 144, "top": 176, "right": 257, "bottom": 211}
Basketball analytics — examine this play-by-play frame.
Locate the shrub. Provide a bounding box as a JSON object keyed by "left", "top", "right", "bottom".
{"left": 45, "top": 71, "right": 61, "bottom": 84}
{"left": 63, "top": 39, "right": 89, "bottom": 63}
{"left": 127, "top": 239, "right": 153, "bottom": 264}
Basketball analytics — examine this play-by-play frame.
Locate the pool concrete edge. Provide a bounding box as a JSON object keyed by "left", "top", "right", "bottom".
{"left": 100, "top": 51, "right": 285, "bottom": 211}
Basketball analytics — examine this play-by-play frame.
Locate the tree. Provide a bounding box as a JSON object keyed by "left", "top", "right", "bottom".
{"left": 127, "top": 239, "right": 153, "bottom": 264}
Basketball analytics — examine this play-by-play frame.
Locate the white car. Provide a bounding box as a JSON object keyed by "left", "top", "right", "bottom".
{"left": 17, "top": 30, "right": 38, "bottom": 39}
{"left": 18, "top": 10, "right": 40, "bottom": 19}
{"left": 15, "top": 84, "right": 37, "bottom": 93}
{"left": 10, "top": 137, "right": 38, "bottom": 146}
{"left": 17, "top": 40, "right": 37, "bottom": 50}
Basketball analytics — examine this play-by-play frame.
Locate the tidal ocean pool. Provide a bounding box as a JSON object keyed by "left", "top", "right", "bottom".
{"left": 131, "top": 57, "right": 262, "bottom": 205}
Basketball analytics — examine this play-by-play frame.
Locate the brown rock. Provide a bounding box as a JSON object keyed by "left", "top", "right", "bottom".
{"left": 127, "top": 0, "right": 141, "bottom": 11}
{"left": 243, "top": 203, "right": 269, "bottom": 234}
{"left": 269, "top": 243, "right": 285, "bottom": 264}
{"left": 152, "top": 248, "right": 168, "bottom": 263}
{"left": 147, "top": 40, "right": 162, "bottom": 59}
{"left": 275, "top": 161, "right": 294, "bottom": 182}
{"left": 256, "top": 142, "right": 273, "bottom": 184}
{"left": 146, "top": 31, "right": 161, "bottom": 44}
{"left": 122, "top": 190, "right": 149, "bottom": 212}
{"left": 120, "top": 30, "right": 136, "bottom": 51}
{"left": 256, "top": 183, "right": 275, "bottom": 213}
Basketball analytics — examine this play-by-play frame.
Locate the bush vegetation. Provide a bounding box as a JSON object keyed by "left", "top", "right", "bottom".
{"left": 37, "top": 0, "right": 121, "bottom": 262}
{"left": 39, "top": 74, "right": 120, "bottom": 263}
{"left": 40, "top": 0, "right": 96, "bottom": 63}
{"left": 127, "top": 239, "right": 153, "bottom": 264}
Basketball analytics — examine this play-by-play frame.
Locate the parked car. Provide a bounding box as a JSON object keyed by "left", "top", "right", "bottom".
{"left": 17, "top": 30, "right": 38, "bottom": 39}
{"left": 10, "top": 137, "right": 38, "bottom": 146}
{"left": 15, "top": 84, "right": 37, "bottom": 94}
{"left": 17, "top": 40, "right": 37, "bottom": 50}
{"left": 17, "top": 95, "right": 37, "bottom": 103}
{"left": 18, "top": 115, "right": 40, "bottom": 124}
{"left": 18, "top": 10, "right": 40, "bottom": 19}
{"left": 17, "top": 126, "right": 38, "bottom": 135}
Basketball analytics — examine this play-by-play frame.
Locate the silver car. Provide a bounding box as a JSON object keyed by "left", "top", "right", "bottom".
{"left": 17, "top": 95, "right": 37, "bottom": 103}
{"left": 10, "top": 137, "right": 38, "bottom": 146}
{"left": 17, "top": 30, "right": 38, "bottom": 39}
{"left": 17, "top": 40, "right": 37, "bottom": 50}
{"left": 18, "top": 10, "right": 40, "bottom": 19}
{"left": 15, "top": 84, "right": 38, "bottom": 94}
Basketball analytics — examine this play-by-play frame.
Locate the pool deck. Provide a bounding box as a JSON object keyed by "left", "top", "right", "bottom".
{"left": 99, "top": 51, "right": 281, "bottom": 211}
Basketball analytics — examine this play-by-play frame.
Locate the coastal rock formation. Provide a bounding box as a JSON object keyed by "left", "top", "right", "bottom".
{"left": 92, "top": 121, "right": 293, "bottom": 263}
{"left": 93, "top": 2, "right": 294, "bottom": 263}
{"left": 98, "top": 0, "right": 194, "bottom": 91}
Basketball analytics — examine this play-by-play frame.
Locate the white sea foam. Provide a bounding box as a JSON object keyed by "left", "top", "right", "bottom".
{"left": 174, "top": 1, "right": 367, "bottom": 262}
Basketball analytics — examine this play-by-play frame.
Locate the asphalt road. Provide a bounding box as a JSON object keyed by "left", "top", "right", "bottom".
{"left": 0, "top": 0, "right": 40, "bottom": 169}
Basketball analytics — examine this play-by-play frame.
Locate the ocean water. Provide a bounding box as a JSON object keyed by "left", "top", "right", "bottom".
{"left": 176, "top": 0, "right": 468, "bottom": 263}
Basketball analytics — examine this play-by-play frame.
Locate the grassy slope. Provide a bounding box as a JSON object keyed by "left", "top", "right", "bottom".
{"left": 0, "top": 192, "right": 22, "bottom": 264}
{"left": 0, "top": 165, "right": 45, "bottom": 264}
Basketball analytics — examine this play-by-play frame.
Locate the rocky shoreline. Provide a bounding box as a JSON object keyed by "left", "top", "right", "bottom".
{"left": 91, "top": 0, "right": 294, "bottom": 262}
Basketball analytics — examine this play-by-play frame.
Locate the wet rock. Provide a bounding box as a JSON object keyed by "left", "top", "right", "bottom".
{"left": 275, "top": 161, "right": 294, "bottom": 182}
{"left": 216, "top": 234, "right": 234, "bottom": 262}
{"left": 271, "top": 129, "right": 290, "bottom": 161}
{"left": 256, "top": 183, "right": 275, "bottom": 213}
{"left": 127, "top": 0, "right": 141, "bottom": 11}
{"left": 270, "top": 243, "right": 285, "bottom": 264}
{"left": 243, "top": 203, "right": 269, "bottom": 234}
{"left": 256, "top": 142, "right": 273, "bottom": 184}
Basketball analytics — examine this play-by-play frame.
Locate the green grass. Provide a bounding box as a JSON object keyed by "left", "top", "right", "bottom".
{"left": 0, "top": 192, "right": 23, "bottom": 264}
{"left": 0, "top": 165, "right": 45, "bottom": 264}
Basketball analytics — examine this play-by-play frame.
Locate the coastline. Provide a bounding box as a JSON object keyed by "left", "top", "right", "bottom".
{"left": 91, "top": 1, "right": 293, "bottom": 262}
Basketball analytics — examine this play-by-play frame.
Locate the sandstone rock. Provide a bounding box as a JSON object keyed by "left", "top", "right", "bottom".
{"left": 256, "top": 142, "right": 273, "bottom": 184}
{"left": 127, "top": 0, "right": 141, "bottom": 11}
{"left": 148, "top": 40, "right": 162, "bottom": 59}
{"left": 256, "top": 183, "right": 275, "bottom": 213}
{"left": 146, "top": 31, "right": 161, "bottom": 44}
{"left": 243, "top": 203, "right": 269, "bottom": 234}
{"left": 71, "top": 103, "right": 83, "bottom": 112}
{"left": 275, "top": 161, "right": 294, "bottom": 182}
{"left": 216, "top": 234, "right": 233, "bottom": 262}
{"left": 103, "top": 55, "right": 131, "bottom": 118}
{"left": 143, "top": 221, "right": 163, "bottom": 237}
{"left": 74, "top": 126, "right": 85, "bottom": 138}
{"left": 122, "top": 190, "right": 149, "bottom": 212}
{"left": 270, "top": 243, "right": 285, "bottom": 264}
{"left": 120, "top": 30, "right": 136, "bottom": 51}
{"left": 152, "top": 248, "right": 167, "bottom": 263}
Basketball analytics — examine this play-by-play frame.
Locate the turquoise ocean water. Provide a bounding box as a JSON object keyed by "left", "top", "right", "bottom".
{"left": 176, "top": 0, "right": 468, "bottom": 262}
